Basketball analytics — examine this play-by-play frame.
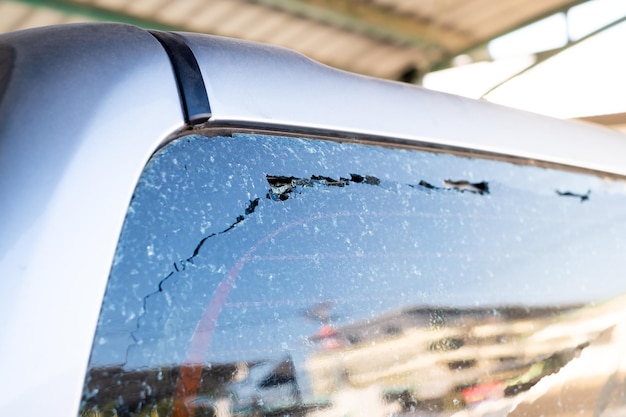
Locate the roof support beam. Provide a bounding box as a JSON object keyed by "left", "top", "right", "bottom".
{"left": 9, "top": 0, "right": 183, "bottom": 31}
{"left": 251, "top": 0, "right": 470, "bottom": 55}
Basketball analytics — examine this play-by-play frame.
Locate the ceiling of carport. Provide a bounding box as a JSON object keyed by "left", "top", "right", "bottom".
{"left": 1, "top": 0, "right": 590, "bottom": 80}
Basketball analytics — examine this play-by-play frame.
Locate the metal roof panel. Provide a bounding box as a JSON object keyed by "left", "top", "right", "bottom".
{"left": 179, "top": 31, "right": 626, "bottom": 176}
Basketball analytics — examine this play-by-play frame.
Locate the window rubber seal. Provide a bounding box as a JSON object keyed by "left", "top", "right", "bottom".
{"left": 149, "top": 30, "right": 212, "bottom": 125}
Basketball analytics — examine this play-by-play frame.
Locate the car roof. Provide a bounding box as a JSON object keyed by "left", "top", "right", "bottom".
{"left": 178, "top": 31, "right": 626, "bottom": 177}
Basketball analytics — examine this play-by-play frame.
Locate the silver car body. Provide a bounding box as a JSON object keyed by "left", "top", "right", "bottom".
{"left": 1, "top": 23, "right": 625, "bottom": 416}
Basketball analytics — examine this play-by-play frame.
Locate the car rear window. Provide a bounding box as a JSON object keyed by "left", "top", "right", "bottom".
{"left": 79, "top": 133, "right": 626, "bottom": 417}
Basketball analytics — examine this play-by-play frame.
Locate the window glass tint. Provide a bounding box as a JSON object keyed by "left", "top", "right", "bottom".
{"left": 80, "top": 133, "right": 626, "bottom": 417}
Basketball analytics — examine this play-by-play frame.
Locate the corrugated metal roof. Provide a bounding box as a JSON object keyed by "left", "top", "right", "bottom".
{"left": 1, "top": 0, "right": 587, "bottom": 80}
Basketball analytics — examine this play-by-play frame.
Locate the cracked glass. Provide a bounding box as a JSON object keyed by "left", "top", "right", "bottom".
{"left": 80, "top": 133, "right": 626, "bottom": 417}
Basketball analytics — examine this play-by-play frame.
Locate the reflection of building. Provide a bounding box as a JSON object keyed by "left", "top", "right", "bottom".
{"left": 81, "top": 358, "right": 307, "bottom": 417}
{"left": 81, "top": 362, "right": 257, "bottom": 416}
{"left": 305, "top": 302, "right": 620, "bottom": 414}
{"left": 80, "top": 296, "right": 626, "bottom": 417}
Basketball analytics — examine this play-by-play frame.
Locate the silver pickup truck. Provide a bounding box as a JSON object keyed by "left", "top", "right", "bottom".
{"left": 2, "top": 23, "right": 626, "bottom": 417}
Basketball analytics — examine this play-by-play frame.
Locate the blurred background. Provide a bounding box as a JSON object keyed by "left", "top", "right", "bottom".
{"left": 3, "top": 0, "right": 626, "bottom": 130}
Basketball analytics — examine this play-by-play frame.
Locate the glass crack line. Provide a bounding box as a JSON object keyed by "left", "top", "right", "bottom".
{"left": 124, "top": 197, "right": 261, "bottom": 366}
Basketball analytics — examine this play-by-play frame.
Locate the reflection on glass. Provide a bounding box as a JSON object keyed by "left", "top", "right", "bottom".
{"left": 79, "top": 134, "right": 626, "bottom": 417}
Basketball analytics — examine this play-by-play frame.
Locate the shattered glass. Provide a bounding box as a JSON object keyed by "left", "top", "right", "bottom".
{"left": 80, "top": 133, "right": 626, "bottom": 417}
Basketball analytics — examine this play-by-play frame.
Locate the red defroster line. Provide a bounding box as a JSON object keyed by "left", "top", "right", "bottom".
{"left": 172, "top": 212, "right": 351, "bottom": 416}
{"left": 172, "top": 255, "right": 246, "bottom": 417}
